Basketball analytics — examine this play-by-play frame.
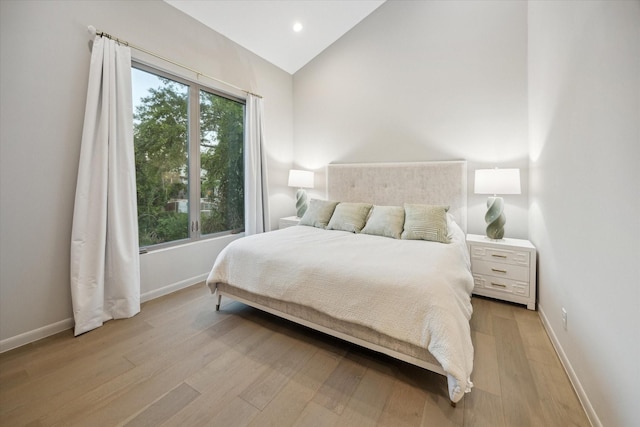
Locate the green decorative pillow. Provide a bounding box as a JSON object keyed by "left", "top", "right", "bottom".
{"left": 299, "top": 199, "right": 339, "bottom": 229}
{"left": 360, "top": 205, "right": 405, "bottom": 239}
{"left": 327, "top": 202, "right": 373, "bottom": 233}
{"left": 401, "top": 204, "right": 450, "bottom": 243}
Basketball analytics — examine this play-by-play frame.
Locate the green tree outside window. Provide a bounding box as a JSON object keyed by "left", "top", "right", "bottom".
{"left": 132, "top": 66, "right": 244, "bottom": 248}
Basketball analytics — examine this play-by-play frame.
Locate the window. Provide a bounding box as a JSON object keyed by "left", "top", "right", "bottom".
{"left": 132, "top": 64, "right": 244, "bottom": 249}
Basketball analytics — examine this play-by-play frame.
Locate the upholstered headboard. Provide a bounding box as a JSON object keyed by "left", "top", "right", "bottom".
{"left": 326, "top": 161, "right": 467, "bottom": 233}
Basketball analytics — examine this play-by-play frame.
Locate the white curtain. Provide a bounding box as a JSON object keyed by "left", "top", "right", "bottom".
{"left": 70, "top": 36, "right": 140, "bottom": 336}
{"left": 244, "top": 94, "right": 271, "bottom": 235}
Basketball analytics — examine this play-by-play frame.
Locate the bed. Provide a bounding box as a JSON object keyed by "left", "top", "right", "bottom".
{"left": 206, "top": 161, "right": 474, "bottom": 404}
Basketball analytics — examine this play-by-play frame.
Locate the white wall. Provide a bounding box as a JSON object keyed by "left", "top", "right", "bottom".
{"left": 528, "top": 2, "right": 640, "bottom": 426}
{"left": 293, "top": 0, "right": 530, "bottom": 239}
{"left": 0, "top": 0, "right": 294, "bottom": 349}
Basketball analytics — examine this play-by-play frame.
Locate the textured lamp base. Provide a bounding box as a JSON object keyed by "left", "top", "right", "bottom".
{"left": 295, "top": 189, "right": 308, "bottom": 218}
{"left": 485, "top": 196, "right": 506, "bottom": 240}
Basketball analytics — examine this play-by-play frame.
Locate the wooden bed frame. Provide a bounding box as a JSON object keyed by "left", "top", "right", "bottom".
{"left": 215, "top": 160, "right": 468, "bottom": 405}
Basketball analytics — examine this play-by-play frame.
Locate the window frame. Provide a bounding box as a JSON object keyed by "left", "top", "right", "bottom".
{"left": 132, "top": 61, "right": 246, "bottom": 252}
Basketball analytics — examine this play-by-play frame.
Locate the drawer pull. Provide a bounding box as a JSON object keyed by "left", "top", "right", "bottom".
{"left": 491, "top": 268, "right": 508, "bottom": 273}
{"left": 492, "top": 254, "right": 507, "bottom": 258}
{"left": 491, "top": 282, "right": 507, "bottom": 287}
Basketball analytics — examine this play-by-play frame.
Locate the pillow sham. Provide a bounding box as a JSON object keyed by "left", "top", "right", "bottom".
{"left": 446, "top": 212, "right": 457, "bottom": 240}
{"left": 360, "top": 205, "right": 405, "bottom": 239}
{"left": 299, "top": 199, "right": 339, "bottom": 229}
{"left": 327, "top": 202, "right": 373, "bottom": 233}
{"left": 401, "top": 204, "right": 450, "bottom": 243}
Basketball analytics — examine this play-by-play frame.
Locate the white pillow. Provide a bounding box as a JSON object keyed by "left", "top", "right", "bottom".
{"left": 446, "top": 212, "right": 457, "bottom": 240}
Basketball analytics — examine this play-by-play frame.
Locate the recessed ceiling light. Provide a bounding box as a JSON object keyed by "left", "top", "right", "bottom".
{"left": 293, "top": 22, "right": 303, "bottom": 33}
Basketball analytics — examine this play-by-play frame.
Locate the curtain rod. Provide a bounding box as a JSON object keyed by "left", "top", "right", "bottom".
{"left": 87, "top": 25, "right": 262, "bottom": 99}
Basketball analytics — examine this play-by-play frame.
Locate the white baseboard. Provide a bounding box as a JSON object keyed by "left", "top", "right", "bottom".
{"left": 0, "top": 318, "right": 74, "bottom": 353}
{"left": 538, "top": 305, "right": 601, "bottom": 427}
{"left": 140, "top": 273, "right": 208, "bottom": 303}
{"left": 0, "top": 274, "right": 208, "bottom": 354}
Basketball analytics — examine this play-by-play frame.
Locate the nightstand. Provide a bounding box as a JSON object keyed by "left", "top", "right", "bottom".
{"left": 278, "top": 216, "right": 301, "bottom": 229}
{"left": 466, "top": 234, "right": 537, "bottom": 310}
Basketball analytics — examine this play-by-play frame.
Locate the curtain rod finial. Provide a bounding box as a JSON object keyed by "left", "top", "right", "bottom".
{"left": 87, "top": 25, "right": 96, "bottom": 37}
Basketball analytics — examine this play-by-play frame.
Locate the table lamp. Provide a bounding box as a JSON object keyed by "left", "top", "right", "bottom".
{"left": 288, "top": 169, "right": 314, "bottom": 218}
{"left": 474, "top": 168, "right": 521, "bottom": 240}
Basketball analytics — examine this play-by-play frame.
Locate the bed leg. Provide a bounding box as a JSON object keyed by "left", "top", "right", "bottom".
{"left": 216, "top": 294, "right": 221, "bottom": 311}
{"left": 450, "top": 400, "right": 456, "bottom": 408}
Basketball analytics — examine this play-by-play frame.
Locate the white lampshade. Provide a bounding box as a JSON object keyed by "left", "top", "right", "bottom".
{"left": 288, "top": 169, "right": 314, "bottom": 189}
{"left": 474, "top": 168, "right": 521, "bottom": 195}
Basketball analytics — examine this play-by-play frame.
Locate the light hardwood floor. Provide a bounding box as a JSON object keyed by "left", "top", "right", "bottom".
{"left": 0, "top": 283, "right": 590, "bottom": 427}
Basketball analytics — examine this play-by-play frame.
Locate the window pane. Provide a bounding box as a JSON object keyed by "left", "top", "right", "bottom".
{"left": 132, "top": 67, "right": 189, "bottom": 247}
{"left": 199, "top": 90, "right": 245, "bottom": 235}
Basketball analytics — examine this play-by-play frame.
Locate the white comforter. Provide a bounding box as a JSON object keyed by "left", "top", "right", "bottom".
{"left": 206, "top": 223, "right": 474, "bottom": 402}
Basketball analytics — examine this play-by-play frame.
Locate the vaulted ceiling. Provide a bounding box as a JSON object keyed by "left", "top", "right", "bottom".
{"left": 164, "top": 0, "right": 386, "bottom": 74}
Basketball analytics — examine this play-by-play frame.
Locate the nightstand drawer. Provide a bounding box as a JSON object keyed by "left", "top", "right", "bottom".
{"left": 472, "top": 260, "right": 529, "bottom": 282}
{"left": 470, "top": 245, "right": 530, "bottom": 267}
{"left": 473, "top": 274, "right": 530, "bottom": 297}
